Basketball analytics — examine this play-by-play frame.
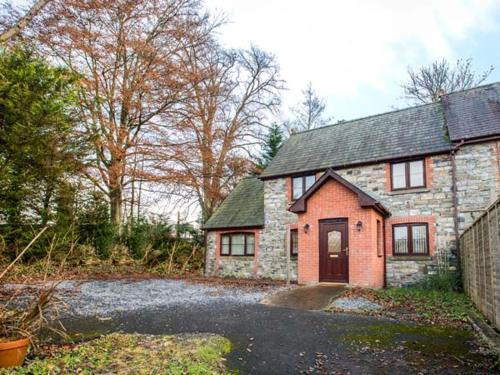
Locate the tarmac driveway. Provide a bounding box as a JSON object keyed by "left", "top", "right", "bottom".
{"left": 50, "top": 279, "right": 494, "bottom": 374}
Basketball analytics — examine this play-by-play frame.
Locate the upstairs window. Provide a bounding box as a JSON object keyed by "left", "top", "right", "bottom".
{"left": 292, "top": 174, "right": 316, "bottom": 200}
{"left": 391, "top": 159, "right": 425, "bottom": 190}
{"left": 221, "top": 233, "right": 255, "bottom": 256}
{"left": 393, "top": 223, "right": 429, "bottom": 256}
{"left": 290, "top": 229, "right": 298, "bottom": 257}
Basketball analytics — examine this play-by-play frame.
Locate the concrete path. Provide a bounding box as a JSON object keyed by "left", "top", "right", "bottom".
{"left": 261, "top": 284, "right": 345, "bottom": 310}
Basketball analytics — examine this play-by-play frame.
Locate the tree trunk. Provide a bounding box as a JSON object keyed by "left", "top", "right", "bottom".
{"left": 0, "top": 0, "right": 52, "bottom": 42}
{"left": 109, "top": 185, "right": 122, "bottom": 229}
{"left": 40, "top": 181, "right": 54, "bottom": 226}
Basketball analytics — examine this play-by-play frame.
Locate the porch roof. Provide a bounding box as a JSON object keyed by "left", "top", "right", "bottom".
{"left": 288, "top": 168, "right": 391, "bottom": 217}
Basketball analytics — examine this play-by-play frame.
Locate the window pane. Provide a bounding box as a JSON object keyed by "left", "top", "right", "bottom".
{"left": 305, "top": 175, "right": 315, "bottom": 191}
{"left": 231, "top": 234, "right": 245, "bottom": 255}
{"left": 328, "top": 230, "right": 342, "bottom": 254}
{"left": 221, "top": 235, "right": 230, "bottom": 255}
{"left": 377, "top": 220, "right": 383, "bottom": 257}
{"left": 412, "top": 225, "right": 428, "bottom": 254}
{"left": 409, "top": 160, "right": 424, "bottom": 187}
{"left": 245, "top": 234, "right": 255, "bottom": 255}
{"left": 394, "top": 226, "right": 408, "bottom": 254}
{"left": 291, "top": 230, "right": 298, "bottom": 256}
{"left": 392, "top": 163, "right": 406, "bottom": 189}
{"left": 292, "top": 177, "right": 303, "bottom": 199}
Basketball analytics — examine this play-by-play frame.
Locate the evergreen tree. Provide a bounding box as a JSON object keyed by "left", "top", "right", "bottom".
{"left": 258, "top": 123, "right": 285, "bottom": 170}
{"left": 0, "top": 47, "right": 84, "bottom": 255}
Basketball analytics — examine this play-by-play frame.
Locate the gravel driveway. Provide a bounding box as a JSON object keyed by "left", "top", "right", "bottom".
{"left": 4, "top": 279, "right": 495, "bottom": 374}
{"left": 51, "top": 279, "right": 284, "bottom": 317}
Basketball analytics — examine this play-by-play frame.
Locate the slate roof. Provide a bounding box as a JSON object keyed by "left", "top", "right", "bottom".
{"left": 260, "top": 103, "right": 451, "bottom": 178}
{"left": 203, "top": 177, "right": 264, "bottom": 230}
{"left": 443, "top": 83, "right": 500, "bottom": 141}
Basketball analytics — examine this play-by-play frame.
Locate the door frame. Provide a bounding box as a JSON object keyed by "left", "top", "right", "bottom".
{"left": 318, "top": 218, "right": 349, "bottom": 283}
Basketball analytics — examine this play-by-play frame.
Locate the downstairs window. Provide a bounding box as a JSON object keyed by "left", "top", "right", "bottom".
{"left": 221, "top": 233, "right": 255, "bottom": 256}
{"left": 393, "top": 223, "right": 429, "bottom": 255}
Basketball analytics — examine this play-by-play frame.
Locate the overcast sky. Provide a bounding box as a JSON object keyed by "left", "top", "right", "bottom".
{"left": 9, "top": 0, "right": 500, "bottom": 220}
{"left": 12, "top": 0, "right": 500, "bottom": 121}
{"left": 205, "top": 0, "right": 500, "bottom": 122}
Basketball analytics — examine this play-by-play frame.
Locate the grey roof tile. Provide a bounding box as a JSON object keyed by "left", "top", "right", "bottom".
{"left": 203, "top": 177, "right": 264, "bottom": 230}
{"left": 443, "top": 82, "right": 500, "bottom": 141}
{"left": 261, "top": 103, "right": 451, "bottom": 178}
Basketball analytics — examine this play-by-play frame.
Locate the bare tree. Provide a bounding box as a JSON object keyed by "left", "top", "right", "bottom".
{"left": 288, "top": 82, "right": 331, "bottom": 132}
{"left": 155, "top": 42, "right": 283, "bottom": 221}
{"left": 402, "top": 58, "right": 494, "bottom": 104}
{"left": 0, "top": 0, "right": 52, "bottom": 42}
{"left": 29, "top": 0, "right": 213, "bottom": 227}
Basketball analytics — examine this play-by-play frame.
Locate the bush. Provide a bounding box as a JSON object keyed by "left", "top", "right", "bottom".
{"left": 412, "top": 266, "right": 462, "bottom": 292}
{"left": 77, "top": 192, "right": 116, "bottom": 258}
{"left": 123, "top": 218, "right": 174, "bottom": 260}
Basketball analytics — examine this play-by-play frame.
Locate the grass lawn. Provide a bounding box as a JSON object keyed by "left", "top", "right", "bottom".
{"left": 3, "top": 333, "right": 233, "bottom": 375}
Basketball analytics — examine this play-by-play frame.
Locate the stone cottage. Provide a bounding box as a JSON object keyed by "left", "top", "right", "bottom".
{"left": 203, "top": 83, "right": 500, "bottom": 287}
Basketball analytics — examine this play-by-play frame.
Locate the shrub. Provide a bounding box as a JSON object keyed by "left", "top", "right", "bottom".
{"left": 77, "top": 192, "right": 116, "bottom": 258}
{"left": 413, "top": 271, "right": 462, "bottom": 292}
{"left": 123, "top": 218, "right": 174, "bottom": 260}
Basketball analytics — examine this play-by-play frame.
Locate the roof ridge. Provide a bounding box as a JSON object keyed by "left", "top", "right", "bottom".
{"left": 442, "top": 81, "right": 499, "bottom": 98}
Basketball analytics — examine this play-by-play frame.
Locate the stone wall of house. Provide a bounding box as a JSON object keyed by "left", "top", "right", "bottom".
{"left": 336, "top": 155, "right": 456, "bottom": 286}
{"left": 455, "top": 141, "right": 500, "bottom": 232}
{"left": 217, "top": 257, "right": 256, "bottom": 279}
{"left": 386, "top": 257, "right": 435, "bottom": 286}
{"left": 205, "top": 231, "right": 217, "bottom": 276}
{"left": 258, "top": 178, "right": 298, "bottom": 280}
{"left": 337, "top": 155, "right": 455, "bottom": 250}
{"left": 204, "top": 230, "right": 264, "bottom": 279}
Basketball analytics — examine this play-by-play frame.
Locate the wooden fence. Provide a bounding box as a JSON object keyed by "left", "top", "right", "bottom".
{"left": 460, "top": 197, "right": 500, "bottom": 330}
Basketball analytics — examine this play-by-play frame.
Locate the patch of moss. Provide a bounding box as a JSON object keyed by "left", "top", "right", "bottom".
{"left": 330, "top": 320, "right": 483, "bottom": 365}
{"left": 3, "top": 333, "right": 233, "bottom": 375}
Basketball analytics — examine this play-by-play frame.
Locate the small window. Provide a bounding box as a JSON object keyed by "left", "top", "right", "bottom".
{"left": 290, "top": 229, "right": 298, "bottom": 257}
{"left": 392, "top": 223, "right": 429, "bottom": 256}
{"left": 391, "top": 160, "right": 425, "bottom": 190}
{"left": 376, "top": 220, "right": 383, "bottom": 257}
{"left": 292, "top": 174, "right": 316, "bottom": 200}
{"left": 220, "top": 233, "right": 255, "bottom": 256}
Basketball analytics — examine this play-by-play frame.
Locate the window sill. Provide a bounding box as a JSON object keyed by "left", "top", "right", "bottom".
{"left": 388, "top": 188, "right": 429, "bottom": 196}
{"left": 220, "top": 255, "right": 255, "bottom": 260}
{"left": 388, "top": 255, "right": 432, "bottom": 261}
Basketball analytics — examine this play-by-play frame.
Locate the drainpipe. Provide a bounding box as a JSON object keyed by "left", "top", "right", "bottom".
{"left": 451, "top": 140, "right": 465, "bottom": 270}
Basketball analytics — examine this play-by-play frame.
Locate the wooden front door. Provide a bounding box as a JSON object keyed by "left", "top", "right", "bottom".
{"left": 319, "top": 219, "right": 349, "bottom": 282}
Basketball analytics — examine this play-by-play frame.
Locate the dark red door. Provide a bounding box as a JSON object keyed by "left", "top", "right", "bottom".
{"left": 319, "top": 219, "right": 348, "bottom": 282}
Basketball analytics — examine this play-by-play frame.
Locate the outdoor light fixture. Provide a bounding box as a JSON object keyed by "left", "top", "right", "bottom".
{"left": 303, "top": 223, "right": 310, "bottom": 233}
{"left": 356, "top": 221, "right": 363, "bottom": 231}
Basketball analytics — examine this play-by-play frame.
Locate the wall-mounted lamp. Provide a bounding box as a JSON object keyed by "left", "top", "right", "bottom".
{"left": 303, "top": 223, "right": 310, "bottom": 233}
{"left": 356, "top": 221, "right": 363, "bottom": 232}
